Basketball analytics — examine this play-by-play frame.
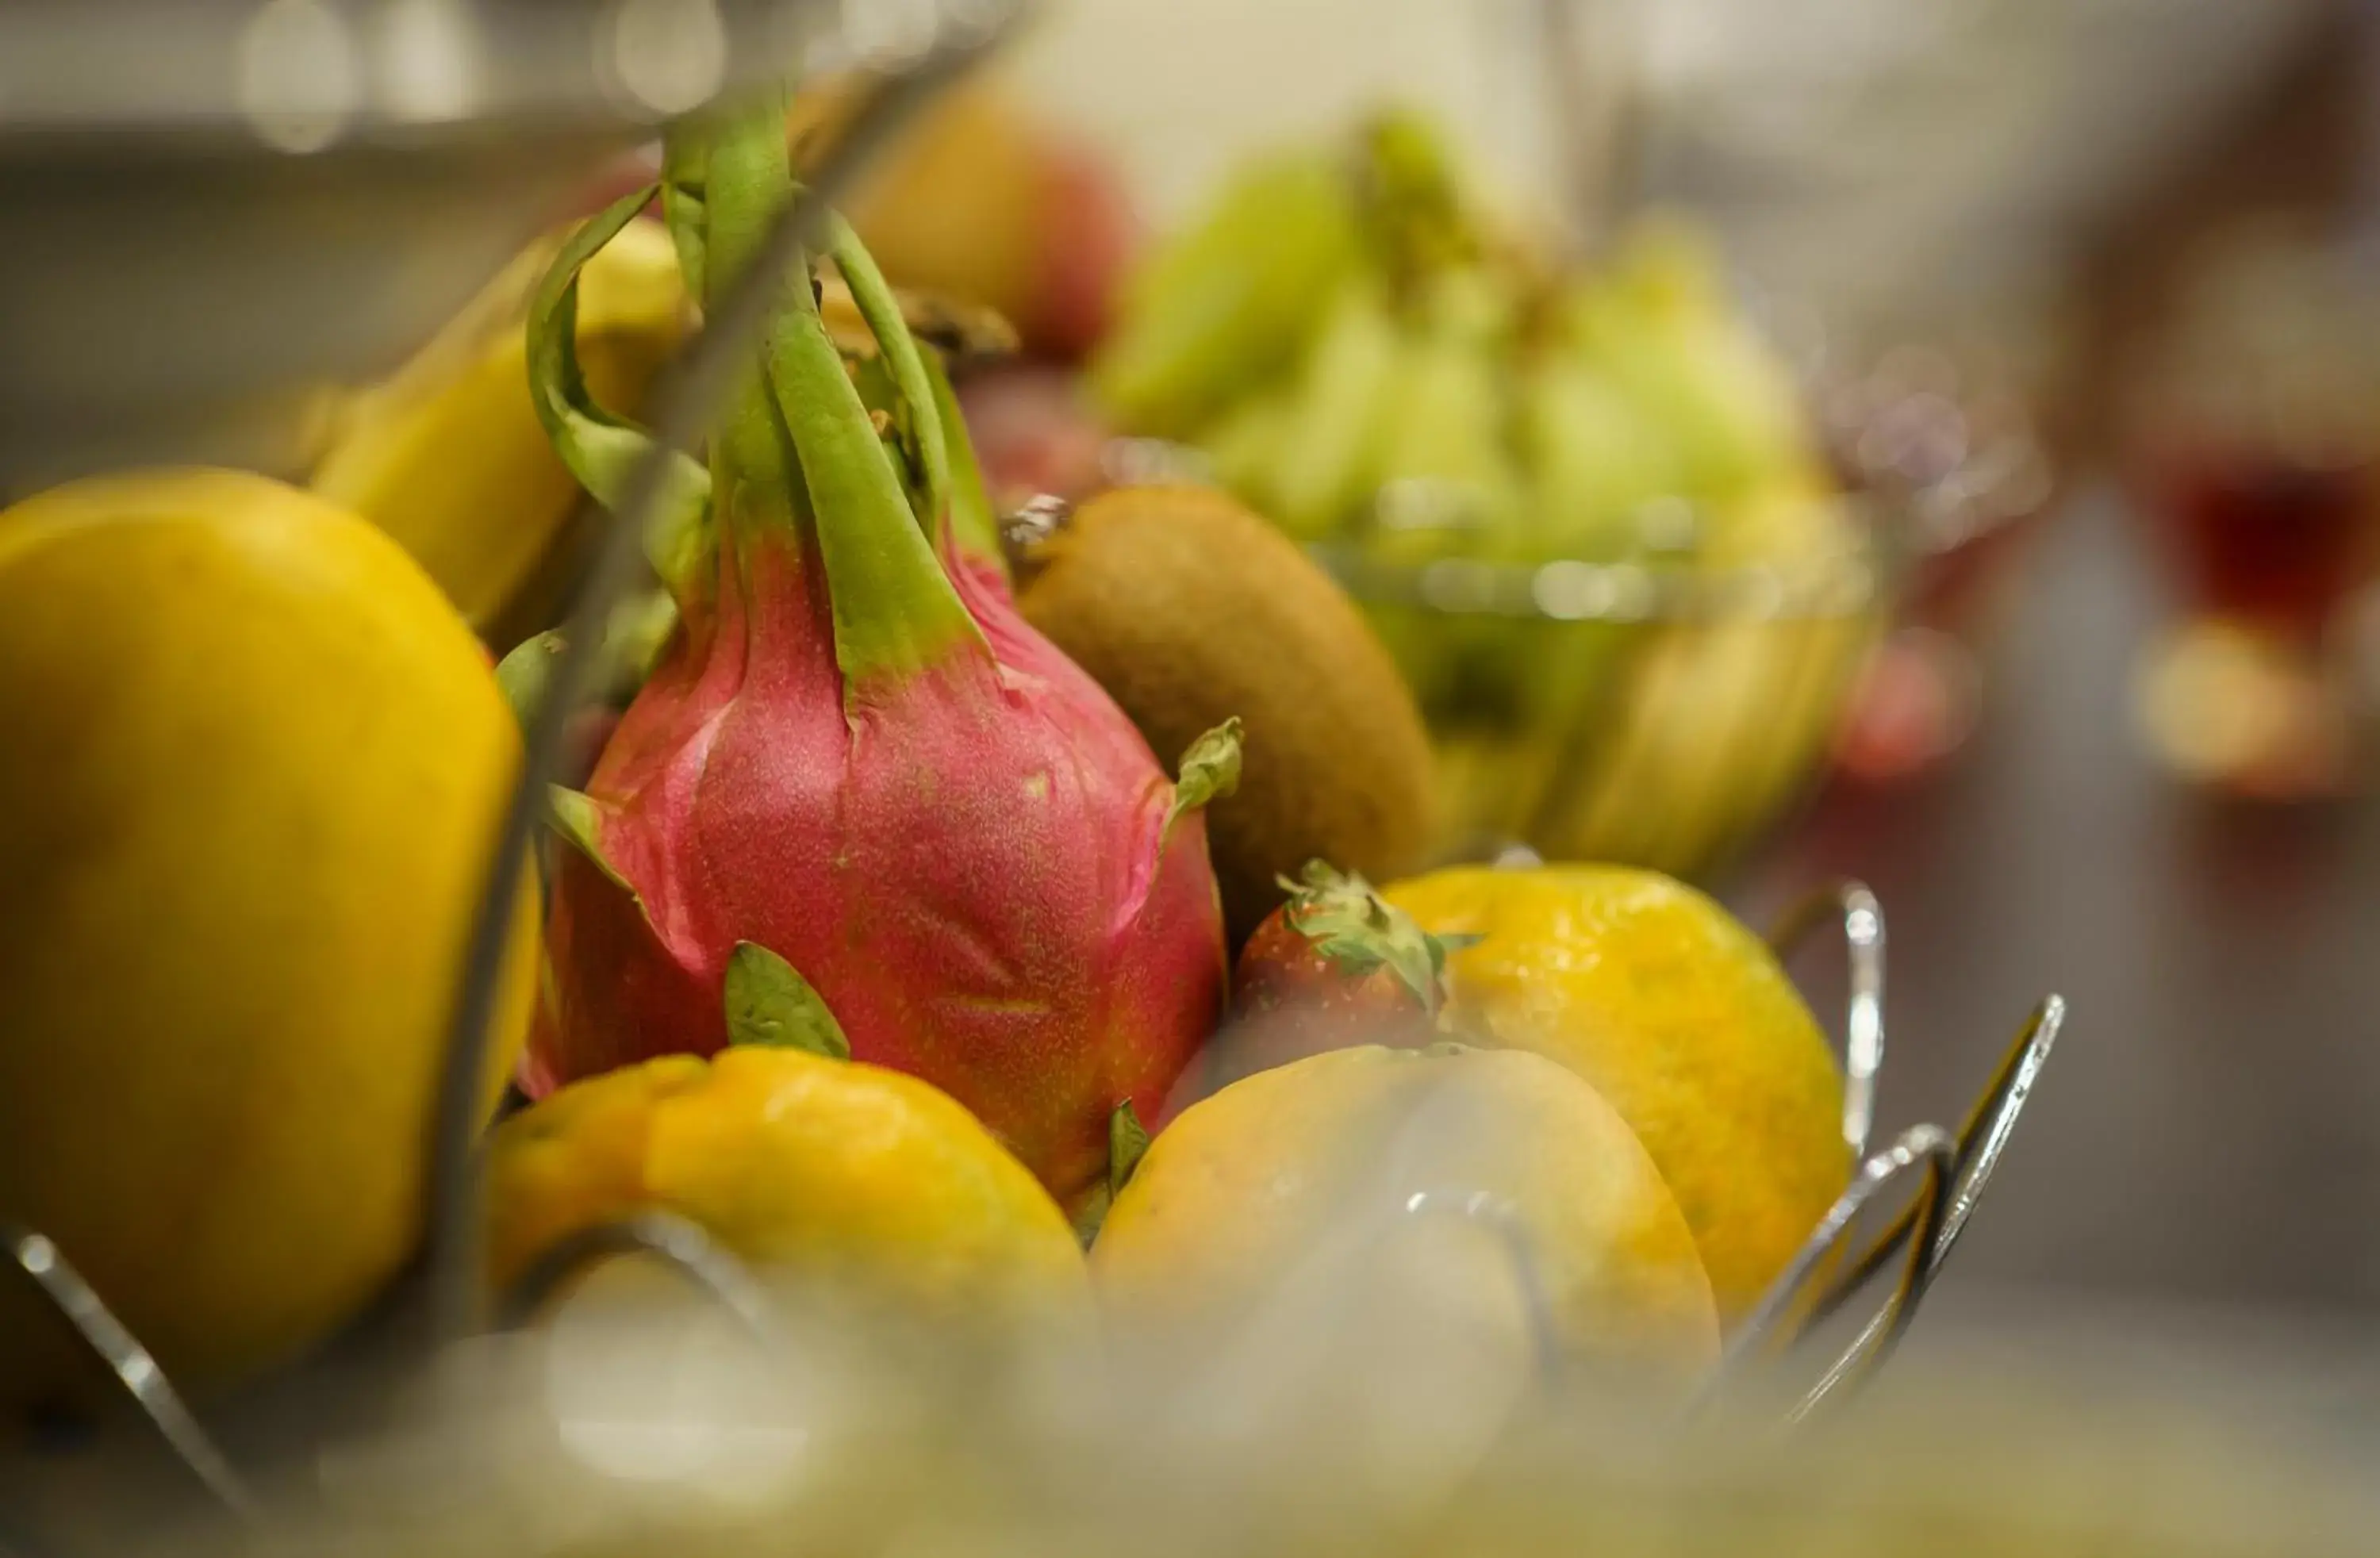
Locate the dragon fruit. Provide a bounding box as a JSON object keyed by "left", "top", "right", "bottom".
{"left": 518, "top": 97, "right": 1234, "bottom": 1210}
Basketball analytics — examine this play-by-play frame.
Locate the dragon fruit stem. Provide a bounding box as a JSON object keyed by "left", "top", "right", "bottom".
{"left": 825, "top": 212, "right": 950, "bottom": 533}
{"left": 675, "top": 95, "right": 984, "bottom": 692}
{"left": 684, "top": 95, "right": 803, "bottom": 524}
{"left": 925, "top": 351, "right": 1010, "bottom": 581}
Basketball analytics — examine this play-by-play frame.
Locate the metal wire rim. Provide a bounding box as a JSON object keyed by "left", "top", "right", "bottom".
{"left": 1801, "top": 995, "right": 2067, "bottom": 1323}
{"left": 1724, "top": 1122, "right": 1961, "bottom": 1422}
{"left": 3, "top": 1224, "right": 259, "bottom": 1522}
{"left": 1767, "top": 878, "right": 1887, "bottom": 1160}
{"left": 1398, "top": 1189, "right": 1564, "bottom": 1383}
{"left": 497, "top": 1211, "right": 784, "bottom": 1353}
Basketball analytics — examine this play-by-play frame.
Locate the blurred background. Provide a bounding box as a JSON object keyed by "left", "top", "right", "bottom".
{"left": 1025, "top": 0, "right": 2380, "bottom": 1299}
{"left": 992, "top": 0, "right": 2380, "bottom": 1331}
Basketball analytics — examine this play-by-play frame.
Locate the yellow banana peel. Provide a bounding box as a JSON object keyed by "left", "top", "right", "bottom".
{"left": 309, "top": 215, "right": 688, "bottom": 642}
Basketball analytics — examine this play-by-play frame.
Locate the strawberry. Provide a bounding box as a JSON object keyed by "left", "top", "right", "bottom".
{"left": 1219, "top": 861, "right": 1478, "bottom": 1080}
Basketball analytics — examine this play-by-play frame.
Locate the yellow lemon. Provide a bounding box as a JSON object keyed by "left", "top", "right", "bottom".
{"left": 488, "top": 1048, "right": 1088, "bottom": 1316}
{"left": 0, "top": 469, "right": 537, "bottom": 1409}
{"left": 1093, "top": 1045, "right": 1718, "bottom": 1372}
{"left": 1384, "top": 865, "right": 1850, "bottom": 1318}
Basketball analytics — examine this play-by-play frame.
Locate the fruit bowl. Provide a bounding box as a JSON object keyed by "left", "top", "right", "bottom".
{"left": 1078, "top": 428, "right": 1900, "bottom": 882}
{"left": 1293, "top": 336, "right": 2052, "bottom": 877}
{"left": 1315, "top": 494, "right": 1887, "bottom": 877}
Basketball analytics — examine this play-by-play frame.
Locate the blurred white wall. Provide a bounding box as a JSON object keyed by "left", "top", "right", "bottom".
{"left": 1009, "top": 0, "right": 2333, "bottom": 347}
{"left": 1008, "top": 0, "right": 1560, "bottom": 227}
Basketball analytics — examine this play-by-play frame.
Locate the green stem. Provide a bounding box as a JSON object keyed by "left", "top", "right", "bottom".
{"left": 661, "top": 136, "right": 708, "bottom": 305}
{"left": 679, "top": 95, "right": 983, "bottom": 692}
{"left": 925, "top": 349, "right": 1008, "bottom": 578}
{"left": 826, "top": 214, "right": 948, "bottom": 531}
{"left": 767, "top": 277, "right": 982, "bottom": 686}
{"left": 683, "top": 97, "right": 800, "bottom": 521}
{"left": 524, "top": 185, "right": 711, "bottom": 600}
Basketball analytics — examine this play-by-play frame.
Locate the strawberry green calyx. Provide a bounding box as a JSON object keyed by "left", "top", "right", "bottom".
{"left": 1165, "top": 717, "right": 1243, "bottom": 839}
{"left": 1276, "top": 859, "right": 1475, "bottom": 1011}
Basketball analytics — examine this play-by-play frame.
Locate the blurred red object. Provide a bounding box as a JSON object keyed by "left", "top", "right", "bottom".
{"left": 2115, "top": 227, "right": 2380, "bottom": 799}
{"left": 956, "top": 365, "right": 1115, "bottom": 514}
{"left": 2136, "top": 436, "right": 2375, "bottom": 642}
{"left": 1833, "top": 627, "right": 1984, "bottom": 787}
{"left": 1815, "top": 341, "right": 2058, "bottom": 788}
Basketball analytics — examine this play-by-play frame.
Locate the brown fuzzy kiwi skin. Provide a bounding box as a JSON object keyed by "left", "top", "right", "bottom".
{"left": 1015, "top": 484, "right": 1436, "bottom": 949}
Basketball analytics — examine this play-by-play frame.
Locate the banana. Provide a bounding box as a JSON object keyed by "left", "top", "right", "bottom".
{"left": 309, "top": 216, "right": 689, "bottom": 646}
{"left": 1089, "top": 151, "right": 1364, "bottom": 439}
{"left": 1258, "top": 271, "right": 1401, "bottom": 540}
{"left": 1355, "top": 107, "right": 1478, "bottom": 289}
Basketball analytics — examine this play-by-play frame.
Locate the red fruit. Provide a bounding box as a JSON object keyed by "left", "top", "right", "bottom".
{"left": 1214, "top": 861, "right": 1471, "bottom": 1089}
{"left": 1032, "top": 139, "right": 1141, "bottom": 363}
{"left": 958, "top": 366, "right": 1115, "bottom": 515}
{"left": 521, "top": 101, "right": 1235, "bottom": 1212}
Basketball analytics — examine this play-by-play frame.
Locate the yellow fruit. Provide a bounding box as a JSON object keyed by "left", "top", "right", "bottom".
{"left": 488, "top": 1048, "right": 1088, "bottom": 1316}
{"left": 310, "top": 217, "right": 687, "bottom": 642}
{"left": 793, "top": 80, "right": 1046, "bottom": 349}
{"left": 0, "top": 469, "right": 538, "bottom": 1408}
{"left": 1093, "top": 1045, "right": 1719, "bottom": 1372}
{"left": 1384, "top": 865, "right": 1850, "bottom": 1318}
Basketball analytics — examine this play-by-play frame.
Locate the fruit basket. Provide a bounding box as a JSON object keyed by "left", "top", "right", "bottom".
{"left": 3, "top": 873, "right": 2063, "bottom": 1543}
{"left": 0, "top": 6, "right": 2069, "bottom": 1551}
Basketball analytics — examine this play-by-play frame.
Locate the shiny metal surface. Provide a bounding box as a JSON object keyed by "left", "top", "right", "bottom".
{"left": 3, "top": 1225, "right": 256, "bottom": 1522}
{"left": 497, "top": 1211, "right": 784, "bottom": 1350}
{"left": 1768, "top": 878, "right": 1887, "bottom": 1157}
{"left": 1698, "top": 882, "right": 2064, "bottom": 1419}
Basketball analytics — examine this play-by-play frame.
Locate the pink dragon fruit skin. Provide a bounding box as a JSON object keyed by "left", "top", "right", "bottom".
{"left": 520, "top": 100, "right": 1229, "bottom": 1209}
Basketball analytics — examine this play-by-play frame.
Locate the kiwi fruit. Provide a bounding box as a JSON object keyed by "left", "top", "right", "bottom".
{"left": 1014, "top": 483, "right": 1434, "bottom": 946}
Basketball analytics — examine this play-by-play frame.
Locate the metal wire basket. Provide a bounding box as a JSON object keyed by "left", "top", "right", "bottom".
{"left": 3, "top": 873, "right": 2063, "bottom": 1541}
